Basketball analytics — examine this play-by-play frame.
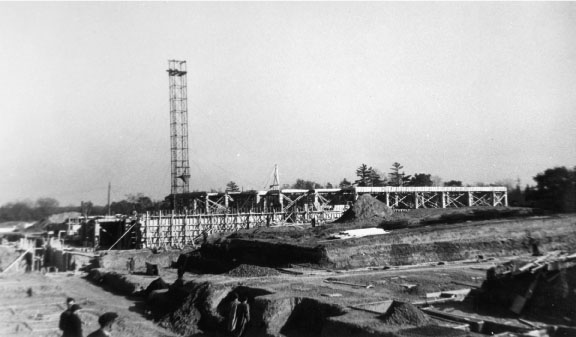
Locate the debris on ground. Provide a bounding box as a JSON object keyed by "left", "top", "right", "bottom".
{"left": 226, "top": 264, "right": 281, "bottom": 277}
{"left": 478, "top": 251, "right": 576, "bottom": 323}
{"left": 380, "top": 301, "right": 431, "bottom": 326}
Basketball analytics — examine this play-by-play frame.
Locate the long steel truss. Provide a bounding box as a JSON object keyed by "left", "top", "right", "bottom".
{"left": 167, "top": 60, "right": 190, "bottom": 194}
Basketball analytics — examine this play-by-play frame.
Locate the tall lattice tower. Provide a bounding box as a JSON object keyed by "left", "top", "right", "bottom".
{"left": 167, "top": 60, "right": 190, "bottom": 194}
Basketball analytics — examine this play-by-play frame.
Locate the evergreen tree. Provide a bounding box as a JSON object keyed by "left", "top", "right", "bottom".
{"left": 226, "top": 181, "right": 240, "bottom": 192}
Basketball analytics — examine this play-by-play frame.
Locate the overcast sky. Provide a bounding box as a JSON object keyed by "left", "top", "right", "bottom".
{"left": 1, "top": 2, "right": 575, "bottom": 206}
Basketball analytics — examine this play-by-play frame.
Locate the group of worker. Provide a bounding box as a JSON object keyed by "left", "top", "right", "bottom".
{"left": 60, "top": 290, "right": 251, "bottom": 337}
{"left": 59, "top": 297, "right": 118, "bottom": 337}
{"left": 227, "top": 292, "right": 251, "bottom": 337}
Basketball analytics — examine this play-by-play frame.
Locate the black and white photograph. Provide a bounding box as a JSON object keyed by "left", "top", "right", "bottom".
{"left": 0, "top": 2, "right": 575, "bottom": 337}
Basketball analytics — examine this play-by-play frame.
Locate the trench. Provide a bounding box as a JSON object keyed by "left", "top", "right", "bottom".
{"left": 148, "top": 279, "right": 349, "bottom": 337}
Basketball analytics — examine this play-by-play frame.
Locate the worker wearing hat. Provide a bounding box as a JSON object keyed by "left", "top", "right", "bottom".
{"left": 87, "top": 312, "right": 118, "bottom": 337}
{"left": 61, "top": 303, "right": 83, "bottom": 337}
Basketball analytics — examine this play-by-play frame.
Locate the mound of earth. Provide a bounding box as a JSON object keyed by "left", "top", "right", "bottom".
{"left": 379, "top": 301, "right": 430, "bottom": 326}
{"left": 157, "top": 292, "right": 202, "bottom": 336}
{"left": 226, "top": 264, "right": 281, "bottom": 277}
{"left": 335, "top": 194, "right": 393, "bottom": 223}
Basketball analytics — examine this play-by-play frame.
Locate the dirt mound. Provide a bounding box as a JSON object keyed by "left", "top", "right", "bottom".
{"left": 380, "top": 301, "right": 430, "bottom": 326}
{"left": 226, "top": 264, "right": 281, "bottom": 277}
{"left": 335, "top": 194, "right": 393, "bottom": 223}
{"left": 143, "top": 277, "right": 169, "bottom": 298}
{"left": 157, "top": 292, "right": 202, "bottom": 336}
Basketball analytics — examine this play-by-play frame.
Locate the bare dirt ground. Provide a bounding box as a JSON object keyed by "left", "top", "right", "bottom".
{"left": 2, "top": 200, "right": 574, "bottom": 337}
{"left": 0, "top": 271, "right": 179, "bottom": 337}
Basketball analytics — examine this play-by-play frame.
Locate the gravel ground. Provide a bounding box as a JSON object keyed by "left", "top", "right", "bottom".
{"left": 226, "top": 264, "right": 281, "bottom": 277}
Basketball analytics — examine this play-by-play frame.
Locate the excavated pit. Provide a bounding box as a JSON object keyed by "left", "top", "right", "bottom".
{"left": 142, "top": 277, "right": 352, "bottom": 337}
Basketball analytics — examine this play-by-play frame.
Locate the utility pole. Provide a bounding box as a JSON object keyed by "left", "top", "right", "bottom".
{"left": 107, "top": 182, "right": 111, "bottom": 215}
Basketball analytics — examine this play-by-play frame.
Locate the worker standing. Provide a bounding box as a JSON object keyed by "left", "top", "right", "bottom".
{"left": 59, "top": 298, "right": 75, "bottom": 335}
{"left": 61, "top": 304, "right": 83, "bottom": 337}
{"left": 234, "top": 296, "right": 250, "bottom": 337}
{"left": 226, "top": 293, "right": 240, "bottom": 334}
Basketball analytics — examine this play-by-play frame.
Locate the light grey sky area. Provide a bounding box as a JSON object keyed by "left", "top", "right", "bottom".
{"left": 1, "top": 2, "right": 575, "bottom": 206}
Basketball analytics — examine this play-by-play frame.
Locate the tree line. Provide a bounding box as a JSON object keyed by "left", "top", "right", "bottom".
{"left": 0, "top": 193, "right": 168, "bottom": 222}
{"left": 1, "top": 165, "right": 574, "bottom": 222}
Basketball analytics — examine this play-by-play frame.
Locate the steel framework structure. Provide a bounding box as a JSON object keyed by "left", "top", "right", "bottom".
{"left": 167, "top": 60, "right": 190, "bottom": 194}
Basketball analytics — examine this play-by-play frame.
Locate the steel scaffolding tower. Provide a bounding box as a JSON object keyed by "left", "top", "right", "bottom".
{"left": 167, "top": 60, "right": 190, "bottom": 194}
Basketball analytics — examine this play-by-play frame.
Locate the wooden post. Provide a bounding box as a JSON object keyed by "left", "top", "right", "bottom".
{"left": 157, "top": 211, "right": 162, "bottom": 247}
{"left": 385, "top": 193, "right": 390, "bottom": 207}
{"left": 143, "top": 212, "right": 149, "bottom": 248}
{"left": 183, "top": 212, "right": 188, "bottom": 246}
{"left": 209, "top": 212, "right": 213, "bottom": 233}
{"left": 169, "top": 211, "right": 175, "bottom": 247}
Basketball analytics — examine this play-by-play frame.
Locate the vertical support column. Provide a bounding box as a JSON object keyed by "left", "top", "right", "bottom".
{"left": 209, "top": 212, "right": 213, "bottom": 234}
{"left": 169, "top": 211, "right": 174, "bottom": 247}
{"left": 192, "top": 199, "right": 197, "bottom": 214}
{"left": 385, "top": 193, "right": 390, "bottom": 207}
{"left": 279, "top": 193, "right": 284, "bottom": 209}
{"left": 224, "top": 193, "right": 229, "bottom": 210}
{"left": 492, "top": 191, "right": 497, "bottom": 206}
{"left": 183, "top": 212, "right": 188, "bottom": 246}
{"left": 441, "top": 192, "right": 446, "bottom": 208}
{"left": 504, "top": 191, "right": 508, "bottom": 206}
{"left": 468, "top": 191, "right": 473, "bottom": 207}
{"left": 157, "top": 211, "right": 162, "bottom": 247}
{"left": 205, "top": 195, "right": 209, "bottom": 213}
{"left": 414, "top": 192, "right": 419, "bottom": 209}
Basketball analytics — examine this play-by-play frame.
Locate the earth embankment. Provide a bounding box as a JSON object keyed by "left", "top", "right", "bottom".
{"left": 198, "top": 213, "right": 576, "bottom": 270}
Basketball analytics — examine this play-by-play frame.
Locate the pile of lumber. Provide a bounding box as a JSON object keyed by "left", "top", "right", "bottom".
{"left": 491, "top": 251, "right": 576, "bottom": 278}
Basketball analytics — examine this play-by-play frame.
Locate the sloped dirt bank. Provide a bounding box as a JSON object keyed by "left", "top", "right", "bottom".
{"left": 197, "top": 238, "right": 328, "bottom": 270}
{"left": 98, "top": 249, "right": 185, "bottom": 272}
{"left": 197, "top": 214, "right": 576, "bottom": 270}
{"left": 323, "top": 215, "right": 576, "bottom": 269}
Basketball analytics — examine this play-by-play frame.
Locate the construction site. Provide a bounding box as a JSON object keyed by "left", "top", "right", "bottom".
{"left": 1, "top": 60, "right": 575, "bottom": 337}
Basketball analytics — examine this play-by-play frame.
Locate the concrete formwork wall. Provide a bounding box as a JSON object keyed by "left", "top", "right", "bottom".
{"left": 142, "top": 210, "right": 344, "bottom": 249}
